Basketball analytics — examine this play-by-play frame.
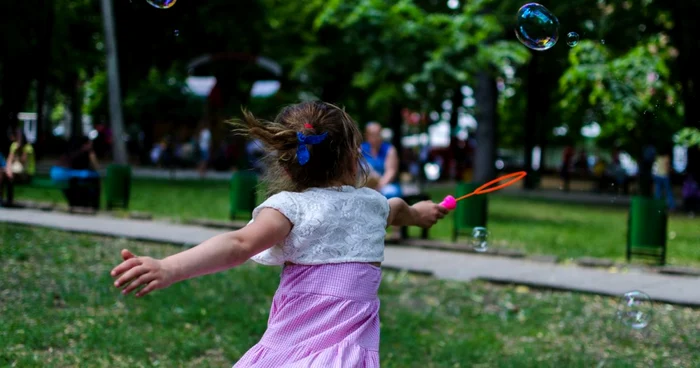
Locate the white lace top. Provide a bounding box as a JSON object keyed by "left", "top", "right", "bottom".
{"left": 249, "top": 186, "right": 390, "bottom": 265}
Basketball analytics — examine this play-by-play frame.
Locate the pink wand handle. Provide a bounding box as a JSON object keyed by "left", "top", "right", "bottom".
{"left": 440, "top": 195, "right": 457, "bottom": 210}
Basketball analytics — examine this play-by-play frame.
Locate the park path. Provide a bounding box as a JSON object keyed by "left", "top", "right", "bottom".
{"left": 1, "top": 208, "right": 698, "bottom": 307}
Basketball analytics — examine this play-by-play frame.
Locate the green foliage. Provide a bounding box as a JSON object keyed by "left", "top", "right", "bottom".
{"left": 674, "top": 128, "right": 700, "bottom": 148}
{"left": 50, "top": 0, "right": 104, "bottom": 86}
{"left": 3, "top": 0, "right": 696, "bottom": 156}
{"left": 121, "top": 68, "right": 202, "bottom": 125}
{"left": 85, "top": 68, "right": 202, "bottom": 127}
{"left": 300, "top": 0, "right": 530, "bottom": 126}
{"left": 559, "top": 34, "right": 683, "bottom": 152}
{"left": 311, "top": 0, "right": 437, "bottom": 112}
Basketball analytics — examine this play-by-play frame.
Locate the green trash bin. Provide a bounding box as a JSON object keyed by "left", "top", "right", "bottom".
{"left": 452, "top": 182, "right": 488, "bottom": 242}
{"left": 230, "top": 171, "right": 259, "bottom": 220}
{"left": 627, "top": 196, "right": 667, "bottom": 265}
{"left": 105, "top": 164, "right": 132, "bottom": 210}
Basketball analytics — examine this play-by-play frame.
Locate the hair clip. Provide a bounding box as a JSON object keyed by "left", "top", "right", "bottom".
{"left": 303, "top": 123, "right": 313, "bottom": 129}
{"left": 297, "top": 131, "right": 328, "bottom": 165}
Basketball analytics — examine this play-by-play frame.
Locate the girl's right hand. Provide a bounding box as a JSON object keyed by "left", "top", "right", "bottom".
{"left": 111, "top": 249, "right": 175, "bottom": 297}
{"left": 411, "top": 201, "right": 448, "bottom": 228}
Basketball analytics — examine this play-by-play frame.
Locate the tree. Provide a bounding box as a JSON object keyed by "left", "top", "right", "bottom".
{"left": 410, "top": 0, "right": 529, "bottom": 182}
{"left": 100, "top": 0, "right": 127, "bottom": 164}
{"left": 0, "top": 0, "right": 44, "bottom": 150}
{"left": 559, "top": 35, "right": 682, "bottom": 174}
{"left": 308, "top": 0, "right": 528, "bottom": 182}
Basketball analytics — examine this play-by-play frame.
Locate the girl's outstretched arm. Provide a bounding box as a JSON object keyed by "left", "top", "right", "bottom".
{"left": 387, "top": 197, "right": 447, "bottom": 228}
{"left": 110, "top": 208, "right": 292, "bottom": 297}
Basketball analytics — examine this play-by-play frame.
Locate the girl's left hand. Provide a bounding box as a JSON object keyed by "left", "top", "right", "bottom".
{"left": 111, "top": 249, "right": 175, "bottom": 297}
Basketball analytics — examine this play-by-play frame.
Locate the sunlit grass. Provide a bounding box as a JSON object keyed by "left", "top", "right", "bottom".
{"left": 1, "top": 224, "right": 698, "bottom": 367}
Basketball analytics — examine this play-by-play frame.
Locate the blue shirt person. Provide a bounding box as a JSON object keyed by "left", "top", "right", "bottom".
{"left": 361, "top": 122, "right": 401, "bottom": 199}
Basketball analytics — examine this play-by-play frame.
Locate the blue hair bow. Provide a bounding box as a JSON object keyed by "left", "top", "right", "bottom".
{"left": 296, "top": 131, "right": 328, "bottom": 165}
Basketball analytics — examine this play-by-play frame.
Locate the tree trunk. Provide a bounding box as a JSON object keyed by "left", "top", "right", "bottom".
{"left": 0, "top": 64, "right": 33, "bottom": 152}
{"left": 35, "top": 0, "right": 54, "bottom": 158}
{"left": 101, "top": 0, "right": 128, "bottom": 165}
{"left": 68, "top": 76, "right": 83, "bottom": 139}
{"left": 523, "top": 52, "right": 541, "bottom": 189}
{"left": 473, "top": 72, "right": 498, "bottom": 183}
{"left": 448, "top": 87, "right": 463, "bottom": 180}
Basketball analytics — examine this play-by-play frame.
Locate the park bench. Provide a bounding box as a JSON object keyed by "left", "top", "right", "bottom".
{"left": 25, "top": 177, "right": 70, "bottom": 191}
{"left": 8, "top": 176, "right": 69, "bottom": 209}
{"left": 11, "top": 165, "right": 131, "bottom": 211}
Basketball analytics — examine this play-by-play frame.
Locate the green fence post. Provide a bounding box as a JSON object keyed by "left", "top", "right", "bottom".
{"left": 105, "top": 164, "right": 132, "bottom": 210}
{"left": 452, "top": 182, "right": 488, "bottom": 242}
{"left": 627, "top": 196, "right": 668, "bottom": 265}
{"left": 230, "top": 171, "right": 259, "bottom": 220}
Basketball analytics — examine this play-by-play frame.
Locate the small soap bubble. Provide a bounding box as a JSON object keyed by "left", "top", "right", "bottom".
{"left": 515, "top": 3, "right": 560, "bottom": 51}
{"left": 601, "top": 39, "right": 606, "bottom": 45}
{"left": 566, "top": 32, "right": 579, "bottom": 47}
{"left": 174, "top": 29, "right": 180, "bottom": 37}
{"left": 617, "top": 290, "right": 653, "bottom": 329}
{"left": 471, "top": 227, "right": 489, "bottom": 253}
{"left": 146, "top": 0, "right": 177, "bottom": 9}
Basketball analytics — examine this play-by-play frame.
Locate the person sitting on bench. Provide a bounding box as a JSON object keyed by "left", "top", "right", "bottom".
{"left": 361, "top": 122, "right": 401, "bottom": 198}
{"left": 0, "top": 131, "right": 35, "bottom": 207}
{"left": 361, "top": 122, "right": 405, "bottom": 240}
{"left": 53, "top": 137, "right": 101, "bottom": 210}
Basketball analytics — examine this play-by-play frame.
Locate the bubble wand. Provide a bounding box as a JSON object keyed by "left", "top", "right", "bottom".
{"left": 439, "top": 171, "right": 528, "bottom": 210}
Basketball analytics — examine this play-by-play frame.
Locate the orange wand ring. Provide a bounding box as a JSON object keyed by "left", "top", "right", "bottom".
{"left": 439, "top": 171, "right": 528, "bottom": 210}
{"left": 455, "top": 171, "right": 528, "bottom": 201}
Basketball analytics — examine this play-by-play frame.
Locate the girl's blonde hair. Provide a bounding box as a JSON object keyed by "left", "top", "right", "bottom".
{"left": 231, "top": 101, "right": 368, "bottom": 196}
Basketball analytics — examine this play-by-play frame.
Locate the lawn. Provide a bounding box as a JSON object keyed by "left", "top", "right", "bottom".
{"left": 14, "top": 178, "right": 700, "bottom": 266}
{"left": 1, "top": 224, "right": 698, "bottom": 367}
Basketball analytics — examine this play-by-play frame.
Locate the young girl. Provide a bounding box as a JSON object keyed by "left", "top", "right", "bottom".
{"left": 110, "top": 101, "right": 448, "bottom": 367}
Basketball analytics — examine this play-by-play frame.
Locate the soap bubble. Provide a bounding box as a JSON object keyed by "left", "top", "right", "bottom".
{"left": 146, "top": 0, "right": 177, "bottom": 9}
{"left": 515, "top": 3, "right": 560, "bottom": 51}
{"left": 566, "top": 32, "right": 579, "bottom": 47}
{"left": 471, "top": 227, "right": 489, "bottom": 253}
{"left": 617, "top": 290, "right": 653, "bottom": 329}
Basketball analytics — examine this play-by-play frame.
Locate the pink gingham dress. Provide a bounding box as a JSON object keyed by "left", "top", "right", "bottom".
{"left": 234, "top": 186, "right": 389, "bottom": 368}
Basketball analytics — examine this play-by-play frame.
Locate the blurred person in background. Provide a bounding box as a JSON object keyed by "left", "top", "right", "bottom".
{"left": 1, "top": 131, "right": 35, "bottom": 207}
{"left": 573, "top": 149, "right": 589, "bottom": 177}
{"left": 361, "top": 122, "right": 401, "bottom": 199}
{"left": 681, "top": 173, "right": 699, "bottom": 216}
{"left": 197, "top": 122, "right": 212, "bottom": 178}
{"left": 54, "top": 136, "right": 101, "bottom": 211}
{"left": 560, "top": 146, "right": 574, "bottom": 192}
{"left": 653, "top": 146, "right": 676, "bottom": 210}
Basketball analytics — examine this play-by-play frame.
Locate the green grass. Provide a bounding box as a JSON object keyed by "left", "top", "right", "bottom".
{"left": 1, "top": 224, "right": 698, "bottom": 367}
{"left": 14, "top": 178, "right": 700, "bottom": 266}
